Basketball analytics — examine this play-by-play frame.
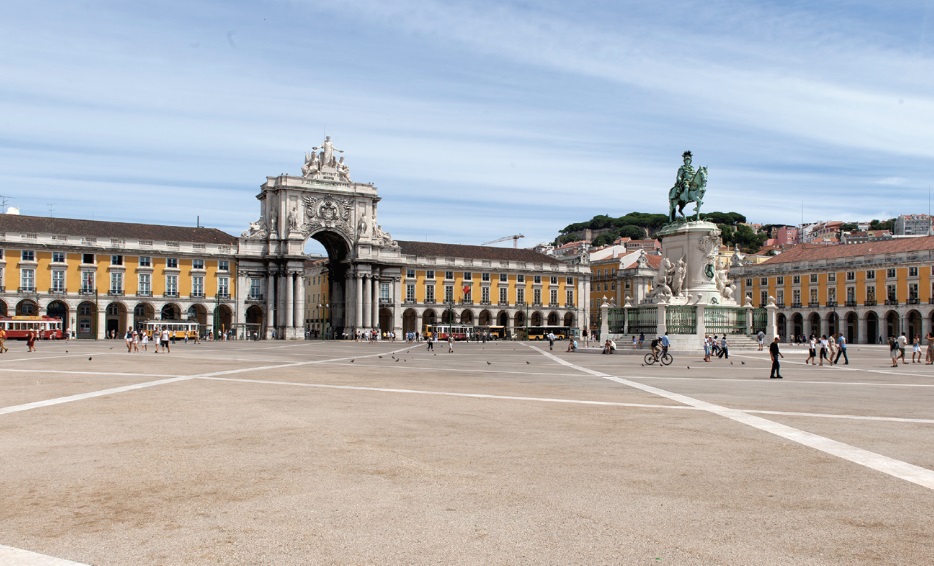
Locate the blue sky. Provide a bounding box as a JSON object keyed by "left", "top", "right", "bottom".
{"left": 3, "top": 1, "right": 934, "bottom": 248}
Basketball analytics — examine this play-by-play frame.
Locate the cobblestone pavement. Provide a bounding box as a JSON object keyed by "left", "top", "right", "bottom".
{"left": 1, "top": 339, "right": 932, "bottom": 565}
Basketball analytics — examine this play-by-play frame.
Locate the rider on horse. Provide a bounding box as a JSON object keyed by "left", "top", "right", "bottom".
{"left": 671, "top": 151, "right": 695, "bottom": 204}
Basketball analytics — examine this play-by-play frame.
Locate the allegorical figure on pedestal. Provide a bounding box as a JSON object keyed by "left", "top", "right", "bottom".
{"left": 668, "top": 150, "right": 708, "bottom": 223}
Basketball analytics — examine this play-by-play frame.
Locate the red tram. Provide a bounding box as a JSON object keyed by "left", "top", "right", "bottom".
{"left": 0, "top": 316, "right": 65, "bottom": 339}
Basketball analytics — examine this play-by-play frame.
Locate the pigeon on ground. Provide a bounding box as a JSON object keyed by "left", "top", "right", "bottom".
{"left": 687, "top": 366, "right": 691, "bottom": 369}
{"left": 741, "top": 361, "right": 745, "bottom": 365}
{"left": 486, "top": 361, "right": 491, "bottom": 365}
{"left": 379, "top": 355, "right": 383, "bottom": 359}
{"left": 526, "top": 361, "right": 530, "bottom": 364}
{"left": 88, "top": 357, "right": 92, "bottom": 361}
{"left": 351, "top": 359, "right": 354, "bottom": 363}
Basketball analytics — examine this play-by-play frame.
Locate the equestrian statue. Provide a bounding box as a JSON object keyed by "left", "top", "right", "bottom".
{"left": 668, "top": 150, "right": 708, "bottom": 222}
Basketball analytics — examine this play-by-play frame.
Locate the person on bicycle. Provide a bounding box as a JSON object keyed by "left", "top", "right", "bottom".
{"left": 660, "top": 333, "right": 670, "bottom": 357}
{"left": 650, "top": 337, "right": 661, "bottom": 360}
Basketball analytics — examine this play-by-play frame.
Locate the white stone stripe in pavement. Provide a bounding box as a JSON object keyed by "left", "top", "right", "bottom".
{"left": 0, "top": 544, "right": 89, "bottom": 565}
{"left": 0, "top": 347, "right": 418, "bottom": 417}
{"left": 533, "top": 345, "right": 934, "bottom": 491}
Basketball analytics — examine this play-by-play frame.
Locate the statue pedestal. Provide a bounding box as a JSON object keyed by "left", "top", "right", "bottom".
{"left": 648, "top": 220, "right": 736, "bottom": 306}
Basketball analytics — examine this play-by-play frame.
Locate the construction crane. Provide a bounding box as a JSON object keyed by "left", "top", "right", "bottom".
{"left": 482, "top": 234, "right": 525, "bottom": 248}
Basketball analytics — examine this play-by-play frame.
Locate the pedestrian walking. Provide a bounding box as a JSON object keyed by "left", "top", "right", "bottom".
{"left": 26, "top": 330, "right": 37, "bottom": 352}
{"left": 718, "top": 335, "right": 728, "bottom": 359}
{"left": 769, "top": 337, "right": 783, "bottom": 378}
{"left": 806, "top": 335, "right": 816, "bottom": 365}
{"left": 911, "top": 335, "right": 922, "bottom": 363}
{"left": 447, "top": 335, "right": 454, "bottom": 353}
{"left": 757, "top": 329, "right": 765, "bottom": 351}
{"left": 927, "top": 330, "right": 934, "bottom": 365}
{"left": 819, "top": 335, "right": 829, "bottom": 366}
{"left": 426, "top": 334, "right": 434, "bottom": 351}
{"left": 0, "top": 327, "right": 8, "bottom": 353}
{"left": 898, "top": 333, "right": 908, "bottom": 364}
{"left": 834, "top": 333, "right": 849, "bottom": 365}
{"left": 889, "top": 336, "right": 899, "bottom": 367}
{"left": 547, "top": 331, "right": 556, "bottom": 351}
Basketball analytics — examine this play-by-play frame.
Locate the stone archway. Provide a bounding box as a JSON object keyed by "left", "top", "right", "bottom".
{"left": 531, "top": 311, "right": 543, "bottom": 327}
{"left": 187, "top": 304, "right": 208, "bottom": 335}
{"left": 76, "top": 301, "right": 97, "bottom": 339}
{"left": 161, "top": 303, "right": 181, "bottom": 321}
{"left": 245, "top": 305, "right": 264, "bottom": 339}
{"left": 402, "top": 308, "right": 418, "bottom": 335}
{"left": 134, "top": 303, "right": 155, "bottom": 329}
{"left": 379, "top": 307, "right": 393, "bottom": 336}
{"left": 46, "top": 300, "right": 69, "bottom": 334}
{"left": 105, "top": 302, "right": 128, "bottom": 338}
{"left": 791, "top": 313, "right": 803, "bottom": 341}
{"left": 478, "top": 310, "right": 492, "bottom": 326}
{"left": 15, "top": 299, "right": 38, "bottom": 316}
{"left": 808, "top": 312, "right": 821, "bottom": 337}
{"left": 237, "top": 138, "right": 406, "bottom": 340}
{"left": 884, "top": 310, "right": 899, "bottom": 339}
{"left": 0, "top": 299, "right": 7, "bottom": 316}
{"left": 906, "top": 309, "right": 922, "bottom": 342}
{"left": 777, "top": 313, "right": 787, "bottom": 341}
{"left": 866, "top": 311, "right": 880, "bottom": 344}
{"left": 563, "top": 312, "right": 575, "bottom": 327}
{"left": 459, "top": 310, "right": 474, "bottom": 325}
{"left": 547, "top": 312, "right": 559, "bottom": 326}
{"left": 845, "top": 312, "right": 858, "bottom": 344}
{"left": 826, "top": 311, "right": 839, "bottom": 336}
{"left": 422, "top": 309, "right": 437, "bottom": 333}
{"left": 214, "top": 304, "right": 233, "bottom": 338}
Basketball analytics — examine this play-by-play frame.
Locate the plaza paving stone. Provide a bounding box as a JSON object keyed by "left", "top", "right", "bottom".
{"left": 1, "top": 339, "right": 932, "bottom": 565}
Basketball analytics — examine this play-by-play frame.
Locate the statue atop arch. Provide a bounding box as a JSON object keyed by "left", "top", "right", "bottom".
{"left": 302, "top": 136, "right": 351, "bottom": 182}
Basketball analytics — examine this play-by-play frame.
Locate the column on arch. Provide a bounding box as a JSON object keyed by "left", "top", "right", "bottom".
{"left": 857, "top": 310, "right": 867, "bottom": 344}
{"left": 284, "top": 270, "right": 294, "bottom": 331}
{"left": 294, "top": 269, "right": 305, "bottom": 338}
{"left": 355, "top": 273, "right": 364, "bottom": 330}
{"left": 392, "top": 276, "right": 403, "bottom": 337}
{"left": 362, "top": 274, "right": 372, "bottom": 330}
{"left": 369, "top": 275, "right": 378, "bottom": 329}
{"left": 266, "top": 270, "right": 276, "bottom": 337}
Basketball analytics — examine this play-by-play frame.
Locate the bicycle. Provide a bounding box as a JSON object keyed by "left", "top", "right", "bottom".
{"left": 643, "top": 350, "right": 673, "bottom": 366}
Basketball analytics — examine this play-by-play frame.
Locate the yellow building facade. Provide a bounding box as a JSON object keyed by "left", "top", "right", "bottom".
{"left": 0, "top": 215, "right": 238, "bottom": 339}
{"left": 731, "top": 237, "right": 934, "bottom": 343}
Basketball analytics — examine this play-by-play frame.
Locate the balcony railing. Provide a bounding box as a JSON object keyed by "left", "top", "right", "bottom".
{"left": 885, "top": 299, "right": 898, "bottom": 306}
{"left": 776, "top": 301, "right": 785, "bottom": 308}
{"left": 164, "top": 292, "right": 179, "bottom": 298}
{"left": 845, "top": 300, "right": 856, "bottom": 307}
{"left": 498, "top": 301, "right": 509, "bottom": 306}
{"left": 807, "top": 301, "right": 819, "bottom": 308}
{"left": 216, "top": 292, "right": 230, "bottom": 300}
{"left": 79, "top": 288, "right": 97, "bottom": 296}
{"left": 791, "top": 302, "right": 802, "bottom": 308}
{"left": 18, "top": 287, "right": 36, "bottom": 293}
{"left": 108, "top": 290, "right": 125, "bottom": 296}
{"left": 460, "top": 299, "right": 474, "bottom": 305}
{"left": 190, "top": 292, "right": 205, "bottom": 299}
{"left": 908, "top": 297, "right": 920, "bottom": 305}
{"left": 826, "top": 301, "right": 837, "bottom": 308}
{"left": 864, "top": 299, "right": 877, "bottom": 306}
{"left": 138, "top": 291, "right": 152, "bottom": 297}
{"left": 48, "top": 288, "right": 66, "bottom": 295}
{"left": 247, "top": 294, "right": 264, "bottom": 302}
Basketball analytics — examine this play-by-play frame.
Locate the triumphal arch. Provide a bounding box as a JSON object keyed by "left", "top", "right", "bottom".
{"left": 236, "top": 137, "right": 405, "bottom": 339}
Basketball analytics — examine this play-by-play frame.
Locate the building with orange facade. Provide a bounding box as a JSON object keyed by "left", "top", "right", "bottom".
{"left": 0, "top": 214, "right": 237, "bottom": 339}
{"left": 732, "top": 236, "right": 934, "bottom": 343}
